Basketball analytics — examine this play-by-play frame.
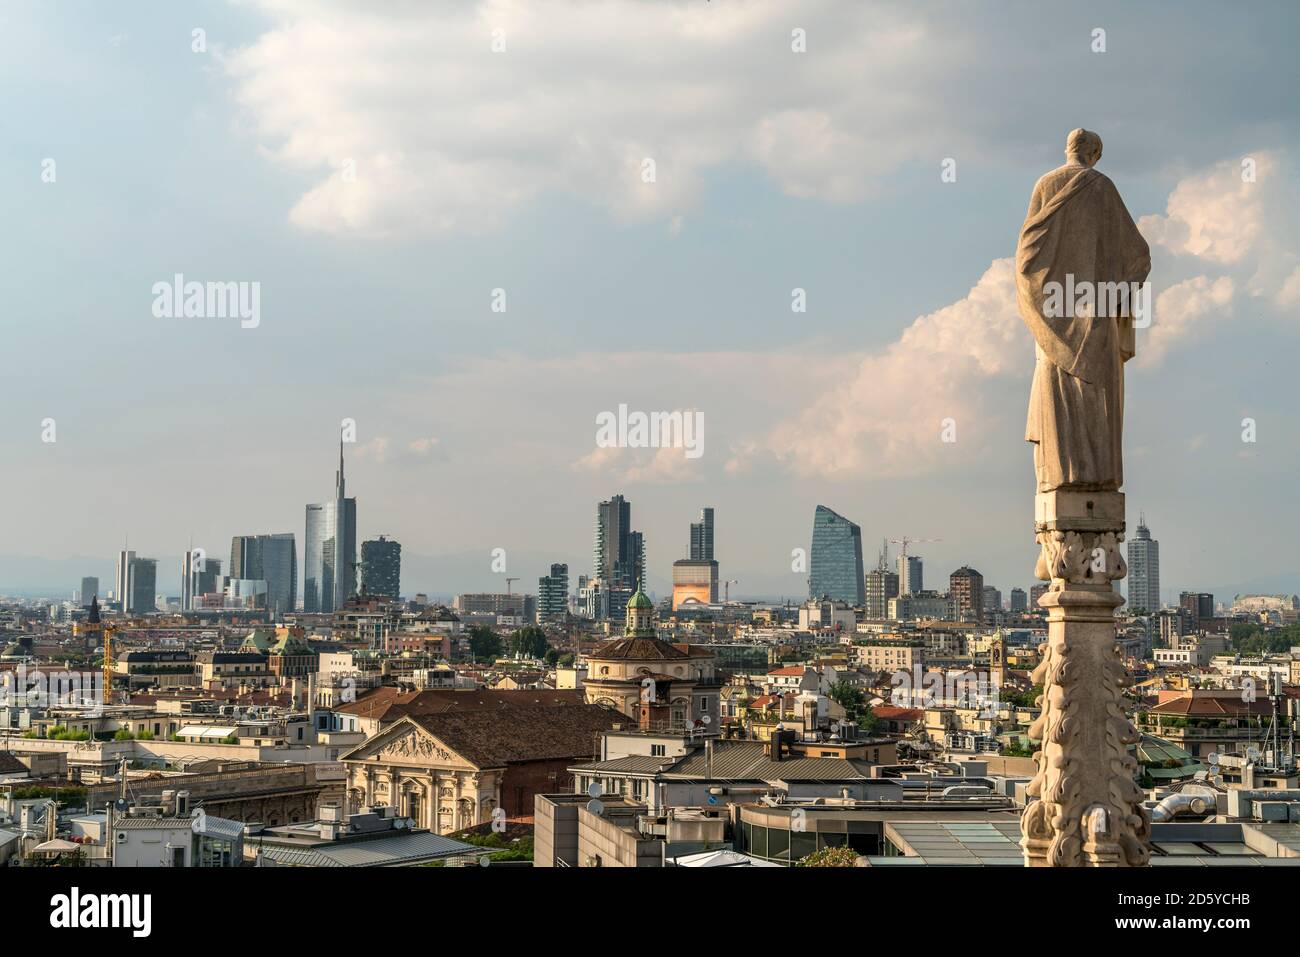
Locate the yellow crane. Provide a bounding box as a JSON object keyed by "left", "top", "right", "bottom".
{"left": 102, "top": 623, "right": 116, "bottom": 706}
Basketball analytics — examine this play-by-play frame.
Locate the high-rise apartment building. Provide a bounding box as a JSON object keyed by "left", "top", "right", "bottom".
{"left": 231, "top": 534, "right": 297, "bottom": 616}
{"left": 1009, "top": 587, "right": 1028, "bottom": 613}
{"left": 80, "top": 576, "right": 99, "bottom": 607}
{"left": 305, "top": 442, "right": 357, "bottom": 614}
{"left": 538, "top": 563, "right": 569, "bottom": 623}
{"left": 865, "top": 567, "right": 899, "bottom": 619}
{"left": 1126, "top": 516, "right": 1160, "bottom": 614}
{"left": 898, "top": 555, "right": 923, "bottom": 596}
{"left": 361, "top": 536, "right": 402, "bottom": 599}
{"left": 689, "top": 507, "right": 715, "bottom": 561}
{"left": 808, "top": 505, "right": 865, "bottom": 605}
{"left": 949, "top": 566, "right": 984, "bottom": 622}
{"left": 594, "top": 494, "right": 644, "bottom": 599}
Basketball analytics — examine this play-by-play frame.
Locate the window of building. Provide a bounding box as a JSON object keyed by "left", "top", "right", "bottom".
{"left": 650, "top": 744, "right": 665, "bottom": 757}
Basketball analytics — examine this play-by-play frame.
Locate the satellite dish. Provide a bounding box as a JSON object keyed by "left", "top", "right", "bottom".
{"left": 587, "top": 783, "right": 601, "bottom": 798}
{"left": 586, "top": 799, "right": 604, "bottom": 816}
{"left": 115, "top": 798, "right": 129, "bottom": 812}
{"left": 1247, "top": 746, "right": 1261, "bottom": 761}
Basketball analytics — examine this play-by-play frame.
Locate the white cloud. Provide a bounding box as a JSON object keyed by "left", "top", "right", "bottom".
{"left": 1140, "top": 275, "right": 1234, "bottom": 368}
{"left": 572, "top": 444, "right": 703, "bottom": 485}
{"left": 1138, "top": 155, "right": 1272, "bottom": 266}
{"left": 734, "top": 257, "right": 1021, "bottom": 478}
{"left": 221, "top": 1, "right": 973, "bottom": 236}
{"left": 351, "top": 435, "right": 447, "bottom": 466}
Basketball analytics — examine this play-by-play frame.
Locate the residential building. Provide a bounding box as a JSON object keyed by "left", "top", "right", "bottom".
{"left": 949, "top": 566, "right": 984, "bottom": 622}
{"left": 865, "top": 566, "right": 899, "bottom": 619}
{"left": 538, "top": 563, "right": 569, "bottom": 623}
{"left": 360, "top": 535, "right": 401, "bottom": 599}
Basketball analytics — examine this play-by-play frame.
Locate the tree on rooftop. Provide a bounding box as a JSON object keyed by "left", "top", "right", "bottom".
{"left": 796, "top": 846, "right": 859, "bottom": 867}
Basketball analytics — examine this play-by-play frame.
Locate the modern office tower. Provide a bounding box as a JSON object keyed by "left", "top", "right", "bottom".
{"left": 224, "top": 578, "right": 269, "bottom": 610}
{"left": 689, "top": 507, "right": 715, "bottom": 561}
{"left": 949, "top": 566, "right": 984, "bottom": 622}
{"left": 361, "top": 536, "right": 402, "bottom": 599}
{"left": 181, "top": 550, "right": 201, "bottom": 612}
{"left": 865, "top": 567, "right": 899, "bottom": 619}
{"left": 181, "top": 549, "right": 222, "bottom": 612}
{"left": 672, "top": 559, "right": 719, "bottom": 609}
{"left": 1179, "top": 592, "right": 1214, "bottom": 629}
{"left": 538, "top": 563, "right": 569, "bottom": 623}
{"left": 197, "top": 560, "right": 221, "bottom": 602}
{"left": 898, "top": 555, "right": 923, "bottom": 596}
{"left": 130, "top": 558, "right": 157, "bottom": 615}
{"left": 305, "top": 441, "right": 357, "bottom": 614}
{"left": 1126, "top": 515, "right": 1161, "bottom": 614}
{"left": 115, "top": 550, "right": 134, "bottom": 612}
{"left": 808, "top": 505, "right": 866, "bottom": 605}
{"left": 982, "top": 586, "right": 1002, "bottom": 624}
{"left": 80, "top": 577, "right": 99, "bottom": 607}
{"left": 1029, "top": 583, "right": 1049, "bottom": 611}
{"left": 231, "top": 534, "right": 297, "bottom": 617}
{"left": 1009, "top": 587, "right": 1028, "bottom": 613}
{"left": 594, "top": 493, "right": 644, "bottom": 594}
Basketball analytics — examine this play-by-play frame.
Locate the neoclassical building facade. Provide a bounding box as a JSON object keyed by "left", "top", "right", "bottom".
{"left": 341, "top": 704, "right": 621, "bottom": 834}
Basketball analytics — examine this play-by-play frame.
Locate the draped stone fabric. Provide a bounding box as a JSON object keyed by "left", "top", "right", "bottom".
{"left": 1017, "top": 162, "right": 1151, "bottom": 492}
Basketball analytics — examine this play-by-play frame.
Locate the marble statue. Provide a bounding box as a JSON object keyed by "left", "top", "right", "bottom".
{"left": 1017, "top": 128, "right": 1151, "bottom": 493}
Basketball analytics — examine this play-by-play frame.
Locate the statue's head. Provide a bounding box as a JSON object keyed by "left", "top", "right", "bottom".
{"left": 1065, "top": 128, "right": 1103, "bottom": 167}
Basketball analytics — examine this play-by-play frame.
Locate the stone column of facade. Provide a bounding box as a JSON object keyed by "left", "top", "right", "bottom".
{"left": 1020, "top": 490, "right": 1151, "bottom": 866}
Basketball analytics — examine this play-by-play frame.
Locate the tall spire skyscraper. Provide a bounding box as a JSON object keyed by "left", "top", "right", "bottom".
{"left": 304, "top": 438, "right": 358, "bottom": 613}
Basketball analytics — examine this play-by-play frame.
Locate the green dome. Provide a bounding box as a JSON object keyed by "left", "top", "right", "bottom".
{"left": 627, "top": 583, "right": 653, "bottom": 610}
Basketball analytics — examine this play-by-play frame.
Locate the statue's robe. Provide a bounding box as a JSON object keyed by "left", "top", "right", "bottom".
{"left": 1017, "top": 163, "right": 1151, "bottom": 492}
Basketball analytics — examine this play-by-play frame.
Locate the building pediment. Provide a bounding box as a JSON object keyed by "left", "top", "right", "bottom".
{"left": 342, "top": 717, "right": 477, "bottom": 770}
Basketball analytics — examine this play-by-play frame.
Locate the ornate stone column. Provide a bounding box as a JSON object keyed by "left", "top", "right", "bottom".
{"left": 1020, "top": 490, "right": 1151, "bottom": 866}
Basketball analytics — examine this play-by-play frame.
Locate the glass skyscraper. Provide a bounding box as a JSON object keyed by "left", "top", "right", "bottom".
{"left": 304, "top": 441, "right": 357, "bottom": 614}
{"left": 230, "top": 533, "right": 297, "bottom": 617}
{"left": 808, "top": 504, "right": 865, "bottom": 605}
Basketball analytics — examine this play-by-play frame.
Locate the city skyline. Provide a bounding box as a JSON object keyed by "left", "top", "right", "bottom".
{"left": 4, "top": 2, "right": 1300, "bottom": 608}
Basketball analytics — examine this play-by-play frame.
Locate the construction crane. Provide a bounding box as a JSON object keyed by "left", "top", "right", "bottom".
{"left": 505, "top": 577, "right": 519, "bottom": 594}
{"left": 723, "top": 580, "right": 738, "bottom": 603}
{"left": 889, "top": 536, "right": 941, "bottom": 559}
{"left": 102, "top": 623, "right": 116, "bottom": 706}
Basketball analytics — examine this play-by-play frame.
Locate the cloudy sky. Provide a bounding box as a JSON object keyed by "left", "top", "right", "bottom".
{"left": 3, "top": 0, "right": 1299, "bottom": 605}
